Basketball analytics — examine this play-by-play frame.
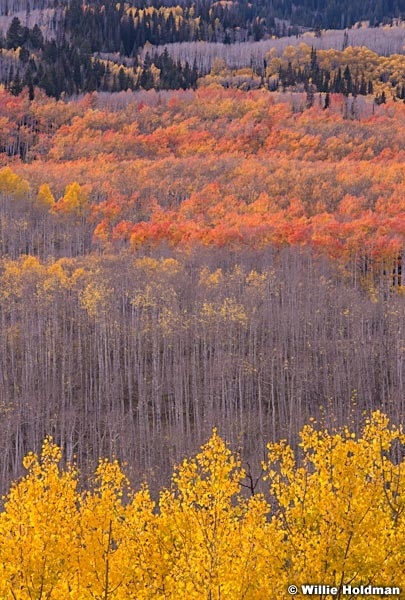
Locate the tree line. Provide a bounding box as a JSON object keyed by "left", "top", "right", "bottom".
{"left": 1, "top": 416, "right": 404, "bottom": 598}
{"left": 3, "top": 31, "right": 405, "bottom": 99}
{"left": 0, "top": 20, "right": 199, "bottom": 98}
{"left": 0, "top": 86, "right": 403, "bottom": 496}
{"left": 0, "top": 249, "right": 403, "bottom": 497}
{"left": 1, "top": 0, "right": 405, "bottom": 98}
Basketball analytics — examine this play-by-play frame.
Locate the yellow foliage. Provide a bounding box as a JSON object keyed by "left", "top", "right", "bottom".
{"left": 160, "top": 257, "right": 182, "bottom": 275}
{"left": 36, "top": 182, "right": 56, "bottom": 209}
{"left": 133, "top": 256, "right": 159, "bottom": 273}
{"left": 0, "top": 414, "right": 404, "bottom": 598}
{"left": 80, "top": 280, "right": 113, "bottom": 317}
{"left": 156, "top": 430, "right": 276, "bottom": 599}
{"left": 55, "top": 181, "right": 89, "bottom": 216}
{"left": 0, "top": 166, "right": 30, "bottom": 199}
{"left": 264, "top": 411, "right": 405, "bottom": 592}
{"left": 211, "top": 57, "right": 229, "bottom": 76}
{"left": 219, "top": 296, "right": 248, "bottom": 326}
{"left": 0, "top": 438, "right": 79, "bottom": 598}
{"left": 199, "top": 266, "right": 223, "bottom": 286}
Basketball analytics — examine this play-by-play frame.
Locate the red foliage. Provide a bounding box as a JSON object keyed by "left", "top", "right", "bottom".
{"left": 0, "top": 87, "right": 403, "bottom": 274}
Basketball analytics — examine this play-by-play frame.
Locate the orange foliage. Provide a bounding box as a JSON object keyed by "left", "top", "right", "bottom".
{"left": 0, "top": 87, "right": 403, "bottom": 274}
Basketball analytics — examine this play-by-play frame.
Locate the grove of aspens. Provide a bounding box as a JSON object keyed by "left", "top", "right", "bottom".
{"left": 0, "top": 0, "right": 404, "bottom": 597}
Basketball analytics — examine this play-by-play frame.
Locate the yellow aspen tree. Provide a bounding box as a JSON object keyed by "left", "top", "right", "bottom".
{"left": 0, "top": 437, "right": 80, "bottom": 599}
{"left": 54, "top": 182, "right": 89, "bottom": 218}
{"left": 75, "top": 458, "right": 134, "bottom": 599}
{"left": 114, "top": 485, "right": 158, "bottom": 600}
{"left": 264, "top": 411, "right": 405, "bottom": 597}
{"left": 0, "top": 416, "right": 404, "bottom": 598}
{"left": 155, "top": 429, "right": 276, "bottom": 599}
{"left": 0, "top": 167, "right": 30, "bottom": 199}
{"left": 36, "top": 183, "right": 56, "bottom": 210}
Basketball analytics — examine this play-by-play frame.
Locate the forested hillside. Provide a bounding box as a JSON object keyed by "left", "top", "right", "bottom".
{"left": 0, "top": 85, "right": 404, "bottom": 496}
{"left": 1, "top": 0, "right": 403, "bottom": 29}
{"left": 1, "top": 0, "right": 405, "bottom": 97}
{"left": 0, "top": 0, "right": 404, "bottom": 591}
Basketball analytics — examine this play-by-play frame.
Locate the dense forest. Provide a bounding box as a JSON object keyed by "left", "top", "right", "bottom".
{"left": 0, "top": 86, "right": 404, "bottom": 497}
{"left": 1, "top": 0, "right": 405, "bottom": 30}
{"left": 0, "top": 0, "right": 405, "bottom": 97}
{"left": 1, "top": 419, "right": 404, "bottom": 598}
{"left": 0, "top": 0, "right": 404, "bottom": 595}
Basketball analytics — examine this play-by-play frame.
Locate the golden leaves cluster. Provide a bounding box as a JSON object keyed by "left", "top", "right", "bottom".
{"left": 0, "top": 413, "right": 404, "bottom": 598}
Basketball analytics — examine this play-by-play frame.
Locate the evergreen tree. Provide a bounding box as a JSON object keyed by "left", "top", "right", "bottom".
{"left": 10, "top": 71, "right": 23, "bottom": 96}
{"left": 139, "top": 67, "right": 154, "bottom": 90}
{"left": 118, "top": 67, "right": 128, "bottom": 90}
{"left": 343, "top": 65, "right": 352, "bottom": 96}
{"left": 359, "top": 76, "right": 367, "bottom": 95}
{"left": 29, "top": 24, "right": 44, "bottom": 50}
{"left": 23, "top": 67, "right": 35, "bottom": 101}
{"left": 120, "top": 14, "right": 136, "bottom": 57}
{"left": 19, "top": 46, "right": 29, "bottom": 63}
{"left": 6, "top": 17, "right": 27, "bottom": 50}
